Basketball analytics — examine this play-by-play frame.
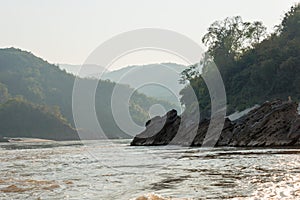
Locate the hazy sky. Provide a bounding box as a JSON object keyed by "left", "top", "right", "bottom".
{"left": 0, "top": 0, "right": 298, "bottom": 68}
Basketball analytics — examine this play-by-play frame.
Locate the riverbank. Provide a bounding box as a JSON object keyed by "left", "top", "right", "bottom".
{"left": 131, "top": 100, "right": 300, "bottom": 147}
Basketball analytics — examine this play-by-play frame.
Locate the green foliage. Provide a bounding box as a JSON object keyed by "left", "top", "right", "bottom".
{"left": 181, "top": 4, "right": 300, "bottom": 117}
{"left": 0, "top": 48, "right": 175, "bottom": 139}
{"left": 202, "top": 16, "right": 267, "bottom": 60}
{"left": 0, "top": 98, "right": 78, "bottom": 140}
{"left": 201, "top": 16, "right": 267, "bottom": 82}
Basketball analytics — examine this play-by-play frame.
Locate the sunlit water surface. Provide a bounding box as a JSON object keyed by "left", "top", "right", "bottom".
{"left": 0, "top": 140, "right": 300, "bottom": 199}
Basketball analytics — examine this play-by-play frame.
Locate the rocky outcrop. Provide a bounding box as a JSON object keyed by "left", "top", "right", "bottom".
{"left": 131, "top": 100, "right": 300, "bottom": 147}
{"left": 131, "top": 109, "right": 181, "bottom": 146}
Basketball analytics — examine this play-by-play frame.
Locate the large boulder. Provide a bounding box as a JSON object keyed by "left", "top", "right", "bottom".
{"left": 130, "top": 109, "right": 181, "bottom": 146}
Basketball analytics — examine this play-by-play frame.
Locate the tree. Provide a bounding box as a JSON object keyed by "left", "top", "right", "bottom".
{"left": 247, "top": 21, "right": 267, "bottom": 46}
{"left": 180, "top": 4, "right": 300, "bottom": 117}
{"left": 202, "top": 16, "right": 267, "bottom": 60}
{"left": 179, "top": 64, "right": 200, "bottom": 84}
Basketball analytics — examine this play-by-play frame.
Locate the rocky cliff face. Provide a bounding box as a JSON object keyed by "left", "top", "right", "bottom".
{"left": 131, "top": 100, "right": 300, "bottom": 147}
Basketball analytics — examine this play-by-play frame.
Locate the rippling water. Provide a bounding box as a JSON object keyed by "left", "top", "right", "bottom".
{"left": 0, "top": 140, "right": 300, "bottom": 199}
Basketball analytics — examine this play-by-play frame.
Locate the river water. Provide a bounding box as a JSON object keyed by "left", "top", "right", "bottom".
{"left": 0, "top": 140, "right": 300, "bottom": 199}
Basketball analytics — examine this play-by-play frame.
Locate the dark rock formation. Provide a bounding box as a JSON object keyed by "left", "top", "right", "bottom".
{"left": 131, "top": 100, "right": 300, "bottom": 147}
{"left": 131, "top": 109, "right": 181, "bottom": 146}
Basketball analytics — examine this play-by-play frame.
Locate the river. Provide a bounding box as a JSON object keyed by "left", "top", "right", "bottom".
{"left": 0, "top": 140, "right": 300, "bottom": 199}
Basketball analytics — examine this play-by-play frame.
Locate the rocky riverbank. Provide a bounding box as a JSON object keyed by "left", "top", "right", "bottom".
{"left": 131, "top": 100, "right": 300, "bottom": 147}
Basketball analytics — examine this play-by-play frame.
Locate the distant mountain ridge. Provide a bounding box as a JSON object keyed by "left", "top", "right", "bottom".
{"left": 59, "top": 63, "right": 187, "bottom": 106}
{"left": 59, "top": 63, "right": 107, "bottom": 78}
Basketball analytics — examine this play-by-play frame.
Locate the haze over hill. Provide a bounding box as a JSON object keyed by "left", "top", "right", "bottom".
{"left": 59, "top": 64, "right": 107, "bottom": 78}
{"left": 59, "top": 63, "right": 187, "bottom": 106}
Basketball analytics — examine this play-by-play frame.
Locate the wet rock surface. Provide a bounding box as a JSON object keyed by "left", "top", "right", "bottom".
{"left": 131, "top": 100, "right": 300, "bottom": 147}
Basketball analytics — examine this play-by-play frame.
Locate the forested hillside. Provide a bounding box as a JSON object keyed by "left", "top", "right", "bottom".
{"left": 180, "top": 4, "right": 300, "bottom": 117}
{"left": 0, "top": 98, "right": 78, "bottom": 140}
{"left": 0, "top": 48, "right": 174, "bottom": 139}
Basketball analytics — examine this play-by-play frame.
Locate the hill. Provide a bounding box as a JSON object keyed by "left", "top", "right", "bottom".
{"left": 58, "top": 64, "right": 107, "bottom": 78}
{"left": 0, "top": 48, "right": 175, "bottom": 139}
{"left": 60, "top": 63, "right": 187, "bottom": 106}
{"left": 0, "top": 98, "right": 78, "bottom": 140}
